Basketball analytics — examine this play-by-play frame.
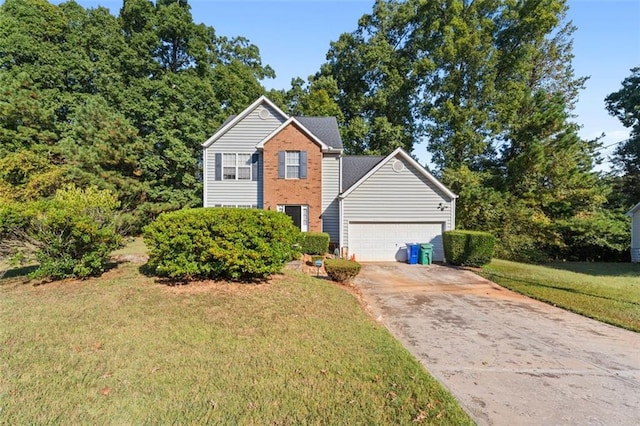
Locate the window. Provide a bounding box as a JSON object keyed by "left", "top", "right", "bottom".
{"left": 223, "top": 153, "right": 236, "bottom": 180}
{"left": 286, "top": 151, "right": 300, "bottom": 179}
{"left": 237, "top": 153, "right": 251, "bottom": 180}
{"left": 220, "top": 153, "right": 253, "bottom": 181}
{"left": 278, "top": 150, "right": 306, "bottom": 179}
{"left": 217, "top": 204, "right": 258, "bottom": 209}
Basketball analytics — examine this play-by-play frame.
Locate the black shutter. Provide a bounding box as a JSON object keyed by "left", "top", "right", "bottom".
{"left": 252, "top": 153, "right": 258, "bottom": 181}
{"left": 215, "top": 153, "right": 222, "bottom": 181}
{"left": 300, "top": 151, "right": 307, "bottom": 179}
{"left": 278, "top": 151, "right": 285, "bottom": 179}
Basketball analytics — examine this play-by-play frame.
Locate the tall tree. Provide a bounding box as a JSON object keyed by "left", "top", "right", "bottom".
{"left": 319, "top": 0, "right": 612, "bottom": 260}
{"left": 605, "top": 67, "right": 640, "bottom": 208}
{"left": 322, "top": 0, "right": 419, "bottom": 154}
{"left": 0, "top": 0, "right": 276, "bottom": 229}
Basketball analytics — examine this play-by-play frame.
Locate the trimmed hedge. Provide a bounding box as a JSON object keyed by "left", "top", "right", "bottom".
{"left": 300, "top": 232, "right": 330, "bottom": 255}
{"left": 143, "top": 208, "right": 301, "bottom": 281}
{"left": 443, "top": 230, "right": 495, "bottom": 267}
{"left": 325, "top": 259, "right": 361, "bottom": 283}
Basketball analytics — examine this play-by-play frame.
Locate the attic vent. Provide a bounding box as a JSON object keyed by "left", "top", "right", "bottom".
{"left": 392, "top": 160, "right": 405, "bottom": 173}
{"left": 257, "top": 107, "right": 270, "bottom": 120}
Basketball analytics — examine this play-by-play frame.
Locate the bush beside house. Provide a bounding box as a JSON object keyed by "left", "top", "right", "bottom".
{"left": 443, "top": 230, "right": 495, "bottom": 267}
{"left": 300, "top": 232, "right": 330, "bottom": 255}
{"left": 325, "top": 259, "right": 361, "bottom": 283}
{"left": 143, "top": 208, "right": 301, "bottom": 281}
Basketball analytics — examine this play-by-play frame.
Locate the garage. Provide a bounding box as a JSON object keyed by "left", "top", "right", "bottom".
{"left": 348, "top": 222, "right": 445, "bottom": 262}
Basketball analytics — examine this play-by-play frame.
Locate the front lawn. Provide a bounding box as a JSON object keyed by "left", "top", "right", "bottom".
{"left": 481, "top": 259, "right": 640, "bottom": 332}
{"left": 0, "top": 262, "right": 472, "bottom": 424}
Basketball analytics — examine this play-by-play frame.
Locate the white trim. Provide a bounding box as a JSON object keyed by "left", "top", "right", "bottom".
{"left": 255, "top": 117, "right": 330, "bottom": 151}
{"left": 339, "top": 148, "right": 457, "bottom": 200}
{"left": 347, "top": 218, "right": 449, "bottom": 224}
{"left": 338, "top": 156, "right": 343, "bottom": 247}
{"left": 627, "top": 201, "right": 640, "bottom": 216}
{"left": 202, "top": 149, "right": 209, "bottom": 207}
{"left": 451, "top": 197, "right": 457, "bottom": 230}
{"left": 201, "top": 96, "right": 289, "bottom": 148}
{"left": 277, "top": 204, "right": 309, "bottom": 232}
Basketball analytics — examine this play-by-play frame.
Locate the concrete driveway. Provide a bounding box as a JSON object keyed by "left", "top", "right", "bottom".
{"left": 354, "top": 262, "right": 640, "bottom": 425}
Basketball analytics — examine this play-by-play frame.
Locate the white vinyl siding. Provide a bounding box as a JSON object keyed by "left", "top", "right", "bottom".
{"left": 341, "top": 155, "right": 455, "bottom": 261}
{"left": 322, "top": 154, "right": 340, "bottom": 244}
{"left": 203, "top": 103, "right": 285, "bottom": 207}
{"left": 632, "top": 211, "right": 640, "bottom": 262}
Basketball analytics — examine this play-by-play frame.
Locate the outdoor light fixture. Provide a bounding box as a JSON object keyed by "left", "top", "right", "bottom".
{"left": 438, "top": 202, "right": 449, "bottom": 211}
{"left": 314, "top": 259, "right": 323, "bottom": 277}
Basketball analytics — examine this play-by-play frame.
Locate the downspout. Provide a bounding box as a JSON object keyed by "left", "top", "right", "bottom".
{"left": 339, "top": 155, "right": 344, "bottom": 255}
{"left": 202, "top": 149, "right": 208, "bottom": 207}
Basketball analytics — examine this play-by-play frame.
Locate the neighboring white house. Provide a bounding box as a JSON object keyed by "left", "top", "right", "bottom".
{"left": 202, "top": 96, "right": 457, "bottom": 262}
{"left": 627, "top": 202, "right": 640, "bottom": 262}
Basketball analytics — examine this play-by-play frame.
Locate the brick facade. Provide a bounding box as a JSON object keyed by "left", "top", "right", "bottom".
{"left": 262, "top": 122, "right": 323, "bottom": 233}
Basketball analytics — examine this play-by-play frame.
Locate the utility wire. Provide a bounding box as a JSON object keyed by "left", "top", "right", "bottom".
{"left": 594, "top": 138, "right": 629, "bottom": 152}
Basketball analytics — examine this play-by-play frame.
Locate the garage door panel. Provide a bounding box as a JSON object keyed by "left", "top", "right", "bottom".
{"left": 348, "top": 222, "right": 445, "bottom": 262}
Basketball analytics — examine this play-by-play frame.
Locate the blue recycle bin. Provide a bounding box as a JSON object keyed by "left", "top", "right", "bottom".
{"left": 406, "top": 243, "right": 419, "bottom": 264}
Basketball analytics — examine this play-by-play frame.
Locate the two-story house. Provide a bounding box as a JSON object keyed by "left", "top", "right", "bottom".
{"left": 202, "top": 96, "right": 457, "bottom": 262}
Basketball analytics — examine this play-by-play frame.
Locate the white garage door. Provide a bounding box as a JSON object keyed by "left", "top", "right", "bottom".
{"left": 348, "top": 222, "right": 445, "bottom": 262}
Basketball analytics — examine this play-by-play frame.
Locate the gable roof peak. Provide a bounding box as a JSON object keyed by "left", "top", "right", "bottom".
{"left": 340, "top": 148, "right": 457, "bottom": 199}
{"left": 202, "top": 96, "right": 289, "bottom": 148}
{"left": 627, "top": 201, "right": 640, "bottom": 216}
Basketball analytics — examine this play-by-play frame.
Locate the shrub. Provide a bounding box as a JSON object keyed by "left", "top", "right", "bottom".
{"left": 550, "top": 212, "right": 630, "bottom": 262}
{"left": 443, "top": 230, "right": 495, "bottom": 267}
{"left": 300, "top": 232, "right": 330, "bottom": 255}
{"left": 325, "top": 259, "right": 361, "bottom": 283}
{"left": 143, "top": 208, "right": 301, "bottom": 281}
{"left": 0, "top": 185, "right": 122, "bottom": 280}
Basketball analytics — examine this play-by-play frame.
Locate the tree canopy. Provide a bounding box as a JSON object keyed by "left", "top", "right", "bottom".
{"left": 285, "top": 0, "right": 623, "bottom": 261}
{"left": 0, "top": 0, "right": 630, "bottom": 261}
{"left": 0, "top": 0, "right": 274, "bottom": 230}
{"left": 605, "top": 67, "right": 640, "bottom": 209}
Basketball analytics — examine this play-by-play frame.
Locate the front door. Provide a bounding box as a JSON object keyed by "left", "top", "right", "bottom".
{"left": 277, "top": 205, "right": 308, "bottom": 232}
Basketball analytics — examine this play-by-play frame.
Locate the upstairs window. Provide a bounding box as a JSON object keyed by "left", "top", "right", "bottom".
{"left": 278, "top": 150, "right": 307, "bottom": 179}
{"left": 223, "top": 153, "right": 237, "bottom": 180}
{"left": 215, "top": 153, "right": 257, "bottom": 181}
{"left": 286, "top": 151, "right": 300, "bottom": 179}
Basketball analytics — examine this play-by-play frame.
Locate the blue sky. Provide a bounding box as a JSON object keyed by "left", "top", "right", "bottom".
{"left": 49, "top": 0, "right": 640, "bottom": 169}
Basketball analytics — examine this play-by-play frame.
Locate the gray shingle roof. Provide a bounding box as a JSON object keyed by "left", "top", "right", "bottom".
{"left": 212, "top": 114, "right": 343, "bottom": 150}
{"left": 295, "top": 116, "right": 343, "bottom": 150}
{"left": 341, "top": 155, "right": 386, "bottom": 192}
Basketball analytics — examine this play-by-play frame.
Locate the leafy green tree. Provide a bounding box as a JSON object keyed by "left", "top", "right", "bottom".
{"left": 59, "top": 96, "right": 147, "bottom": 209}
{"left": 500, "top": 91, "right": 605, "bottom": 218}
{"left": 273, "top": 75, "right": 344, "bottom": 120}
{"left": 322, "top": 0, "right": 418, "bottom": 154}
{"left": 0, "top": 72, "right": 57, "bottom": 156}
{"left": 0, "top": 0, "right": 275, "bottom": 231}
{"left": 605, "top": 67, "right": 640, "bottom": 208}
{"left": 318, "top": 0, "right": 611, "bottom": 260}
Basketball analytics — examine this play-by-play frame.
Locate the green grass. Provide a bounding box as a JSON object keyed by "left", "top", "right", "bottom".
{"left": 0, "top": 263, "right": 471, "bottom": 424}
{"left": 481, "top": 259, "right": 640, "bottom": 332}
{"left": 111, "top": 236, "right": 147, "bottom": 257}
